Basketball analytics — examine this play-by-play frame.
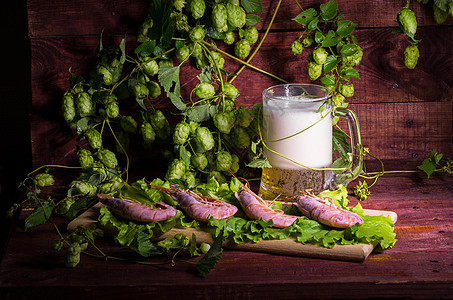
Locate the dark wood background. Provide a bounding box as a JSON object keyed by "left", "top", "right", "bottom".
{"left": 25, "top": 0, "right": 453, "bottom": 173}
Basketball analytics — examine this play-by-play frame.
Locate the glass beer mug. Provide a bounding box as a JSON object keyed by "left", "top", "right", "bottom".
{"left": 259, "top": 83, "right": 363, "bottom": 199}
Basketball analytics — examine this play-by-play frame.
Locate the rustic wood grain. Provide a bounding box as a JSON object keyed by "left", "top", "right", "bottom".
{"left": 1, "top": 173, "right": 452, "bottom": 299}
{"left": 26, "top": 0, "right": 453, "bottom": 37}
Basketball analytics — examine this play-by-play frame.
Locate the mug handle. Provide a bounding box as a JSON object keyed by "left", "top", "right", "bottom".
{"left": 331, "top": 107, "right": 363, "bottom": 187}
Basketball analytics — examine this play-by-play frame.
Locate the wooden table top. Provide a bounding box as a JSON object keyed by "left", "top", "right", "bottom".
{"left": 1, "top": 170, "right": 452, "bottom": 299}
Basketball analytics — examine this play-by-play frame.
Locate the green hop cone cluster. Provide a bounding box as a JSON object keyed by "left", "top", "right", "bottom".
{"left": 223, "top": 82, "right": 239, "bottom": 99}
{"left": 78, "top": 149, "right": 95, "bottom": 170}
{"left": 291, "top": 40, "right": 304, "bottom": 56}
{"left": 133, "top": 83, "right": 149, "bottom": 99}
{"left": 227, "top": 1, "right": 246, "bottom": 28}
{"left": 189, "top": 25, "right": 205, "bottom": 42}
{"left": 223, "top": 32, "right": 235, "bottom": 45}
{"left": 195, "top": 126, "right": 215, "bottom": 152}
{"left": 190, "top": 0, "right": 205, "bottom": 20}
{"left": 85, "top": 128, "right": 102, "bottom": 149}
{"left": 244, "top": 26, "right": 259, "bottom": 44}
{"left": 313, "top": 47, "right": 328, "bottom": 65}
{"left": 212, "top": 3, "right": 228, "bottom": 33}
{"left": 140, "top": 121, "right": 156, "bottom": 147}
{"left": 98, "top": 149, "right": 118, "bottom": 169}
{"left": 433, "top": 4, "right": 448, "bottom": 24}
{"left": 398, "top": 7, "right": 417, "bottom": 36}
{"left": 173, "top": 122, "right": 191, "bottom": 145}
{"left": 104, "top": 94, "right": 119, "bottom": 119}
{"left": 213, "top": 111, "right": 235, "bottom": 134}
{"left": 165, "top": 158, "right": 186, "bottom": 180}
{"left": 120, "top": 116, "right": 138, "bottom": 133}
{"left": 34, "top": 173, "right": 54, "bottom": 187}
{"left": 195, "top": 82, "right": 215, "bottom": 99}
{"left": 234, "top": 39, "right": 251, "bottom": 59}
{"left": 396, "top": 5, "right": 421, "bottom": 69}
{"left": 236, "top": 107, "right": 252, "bottom": 128}
{"left": 148, "top": 110, "right": 171, "bottom": 141}
{"left": 176, "top": 45, "right": 190, "bottom": 62}
{"left": 65, "top": 243, "right": 82, "bottom": 268}
{"left": 142, "top": 57, "right": 159, "bottom": 76}
{"left": 173, "top": 0, "right": 185, "bottom": 11}
{"left": 339, "top": 83, "right": 354, "bottom": 98}
{"left": 62, "top": 93, "right": 76, "bottom": 123}
{"left": 208, "top": 52, "right": 225, "bottom": 70}
{"left": 404, "top": 44, "right": 420, "bottom": 69}
{"left": 75, "top": 92, "right": 92, "bottom": 117}
{"left": 231, "top": 126, "right": 250, "bottom": 148}
{"left": 342, "top": 45, "right": 363, "bottom": 66}
{"left": 70, "top": 180, "right": 97, "bottom": 195}
{"left": 191, "top": 153, "right": 208, "bottom": 170}
{"left": 308, "top": 61, "right": 322, "bottom": 81}
{"left": 137, "top": 17, "right": 153, "bottom": 43}
{"left": 216, "top": 151, "right": 232, "bottom": 172}
{"left": 96, "top": 65, "right": 113, "bottom": 86}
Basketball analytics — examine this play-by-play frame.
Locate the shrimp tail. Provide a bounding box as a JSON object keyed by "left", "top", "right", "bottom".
{"left": 149, "top": 184, "right": 238, "bottom": 222}
{"left": 235, "top": 186, "right": 298, "bottom": 228}
{"left": 98, "top": 193, "right": 178, "bottom": 222}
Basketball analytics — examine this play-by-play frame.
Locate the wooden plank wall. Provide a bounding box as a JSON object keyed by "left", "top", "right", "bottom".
{"left": 27, "top": 0, "right": 453, "bottom": 172}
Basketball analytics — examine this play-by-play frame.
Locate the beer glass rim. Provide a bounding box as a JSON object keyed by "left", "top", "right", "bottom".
{"left": 263, "top": 83, "right": 332, "bottom": 102}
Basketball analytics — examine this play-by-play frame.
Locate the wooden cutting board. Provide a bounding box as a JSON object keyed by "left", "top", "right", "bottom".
{"left": 67, "top": 203, "right": 397, "bottom": 262}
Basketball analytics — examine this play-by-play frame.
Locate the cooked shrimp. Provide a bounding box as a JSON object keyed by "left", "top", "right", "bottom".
{"left": 150, "top": 185, "right": 238, "bottom": 222}
{"left": 97, "top": 193, "right": 177, "bottom": 222}
{"left": 294, "top": 191, "right": 363, "bottom": 228}
{"left": 234, "top": 185, "right": 299, "bottom": 228}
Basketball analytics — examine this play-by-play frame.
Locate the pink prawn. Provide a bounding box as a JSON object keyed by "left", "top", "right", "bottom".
{"left": 294, "top": 191, "right": 363, "bottom": 228}
{"left": 234, "top": 185, "right": 299, "bottom": 228}
{"left": 150, "top": 185, "right": 238, "bottom": 222}
{"left": 97, "top": 193, "right": 177, "bottom": 222}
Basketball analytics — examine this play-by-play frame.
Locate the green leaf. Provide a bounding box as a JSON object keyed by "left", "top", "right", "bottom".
{"left": 135, "top": 98, "right": 147, "bottom": 111}
{"left": 292, "top": 8, "right": 317, "bottom": 26}
{"left": 246, "top": 158, "right": 271, "bottom": 168}
{"left": 135, "top": 40, "right": 157, "bottom": 57}
{"left": 76, "top": 117, "right": 90, "bottom": 134}
{"left": 336, "top": 20, "right": 356, "bottom": 37}
{"left": 321, "top": 30, "right": 339, "bottom": 47}
{"left": 340, "top": 43, "right": 358, "bottom": 56}
{"left": 229, "top": 177, "right": 242, "bottom": 193}
{"left": 320, "top": 0, "right": 338, "bottom": 20}
{"left": 320, "top": 75, "right": 336, "bottom": 86}
{"left": 25, "top": 202, "right": 53, "bottom": 230}
{"left": 342, "top": 68, "right": 360, "bottom": 79}
{"left": 185, "top": 104, "right": 215, "bottom": 122}
{"left": 315, "top": 31, "right": 325, "bottom": 43}
{"left": 179, "top": 145, "right": 191, "bottom": 166}
{"left": 241, "top": 0, "right": 263, "bottom": 13}
{"left": 332, "top": 128, "right": 350, "bottom": 159}
{"left": 434, "top": 0, "right": 449, "bottom": 12}
{"left": 157, "top": 66, "right": 186, "bottom": 111}
{"left": 196, "top": 229, "right": 224, "bottom": 277}
{"left": 148, "top": 0, "right": 175, "bottom": 49}
{"left": 129, "top": 230, "right": 159, "bottom": 257}
{"left": 206, "top": 27, "right": 226, "bottom": 40}
{"left": 307, "top": 17, "right": 319, "bottom": 31}
{"left": 417, "top": 151, "right": 443, "bottom": 178}
{"left": 246, "top": 14, "right": 261, "bottom": 26}
{"left": 119, "top": 38, "right": 126, "bottom": 64}
{"left": 323, "top": 55, "right": 340, "bottom": 73}
{"left": 346, "top": 215, "right": 397, "bottom": 249}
